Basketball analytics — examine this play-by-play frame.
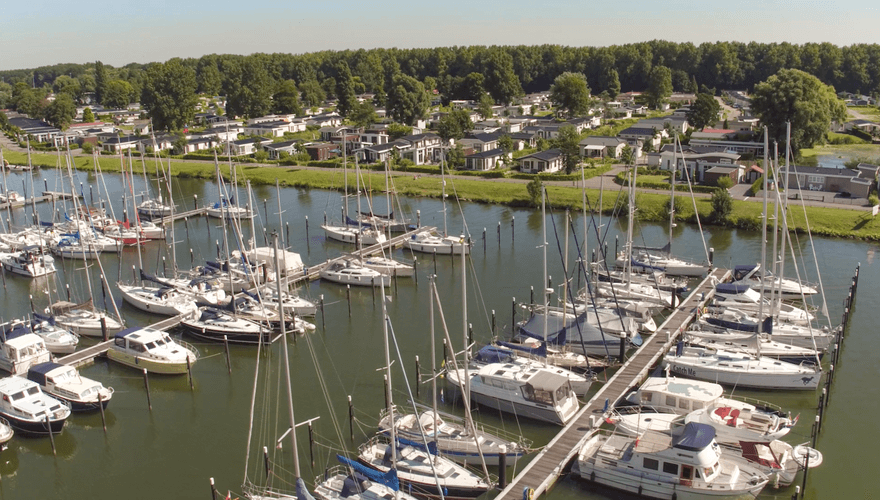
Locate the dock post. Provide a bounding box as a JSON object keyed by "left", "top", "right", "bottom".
{"left": 215, "top": 240, "right": 220, "bottom": 259}
{"left": 491, "top": 310, "right": 496, "bottom": 336}
{"left": 372, "top": 278, "right": 376, "bottom": 307}
{"left": 433, "top": 249, "right": 437, "bottom": 275}
{"left": 143, "top": 368, "right": 152, "bottom": 411}
{"left": 615, "top": 235, "right": 619, "bottom": 256}
{"left": 497, "top": 221, "right": 501, "bottom": 245}
{"left": 383, "top": 374, "right": 389, "bottom": 409}
{"left": 305, "top": 216, "right": 309, "bottom": 243}
{"left": 346, "top": 285, "right": 352, "bottom": 318}
{"left": 45, "top": 415, "right": 56, "bottom": 456}
{"left": 603, "top": 242, "right": 608, "bottom": 264}
{"left": 66, "top": 284, "right": 71, "bottom": 301}
{"left": 416, "top": 210, "right": 421, "bottom": 228}
{"left": 619, "top": 335, "right": 625, "bottom": 363}
{"left": 263, "top": 199, "right": 268, "bottom": 220}
{"left": 162, "top": 256, "right": 167, "bottom": 277}
{"left": 348, "top": 395, "right": 354, "bottom": 443}
{"left": 511, "top": 216, "right": 514, "bottom": 243}
{"left": 98, "top": 391, "right": 107, "bottom": 433}
{"left": 413, "top": 257, "right": 418, "bottom": 285}
{"left": 530, "top": 286, "right": 534, "bottom": 304}
{"left": 468, "top": 323, "right": 473, "bottom": 347}
{"left": 483, "top": 228, "right": 486, "bottom": 253}
{"left": 0, "top": 264, "right": 6, "bottom": 290}
{"left": 443, "top": 338, "right": 448, "bottom": 366}
{"left": 263, "top": 446, "right": 271, "bottom": 478}
{"left": 286, "top": 222, "right": 290, "bottom": 249}
{"left": 186, "top": 356, "right": 194, "bottom": 391}
{"left": 223, "top": 335, "right": 232, "bottom": 374}
{"left": 320, "top": 295, "right": 325, "bottom": 330}
{"left": 415, "top": 355, "right": 421, "bottom": 398}
{"left": 800, "top": 442, "right": 810, "bottom": 499}
{"left": 210, "top": 478, "right": 217, "bottom": 500}
{"left": 512, "top": 297, "right": 516, "bottom": 335}
{"left": 101, "top": 317, "right": 108, "bottom": 342}
{"left": 184, "top": 217, "right": 189, "bottom": 240}
{"left": 89, "top": 185, "right": 94, "bottom": 205}
{"left": 709, "top": 247, "right": 715, "bottom": 265}
{"left": 190, "top": 248, "right": 194, "bottom": 266}
{"left": 498, "top": 452, "right": 507, "bottom": 489}
{"left": 309, "top": 421, "right": 315, "bottom": 468}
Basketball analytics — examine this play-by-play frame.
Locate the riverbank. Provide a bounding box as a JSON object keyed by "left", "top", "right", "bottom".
{"left": 5, "top": 149, "right": 880, "bottom": 240}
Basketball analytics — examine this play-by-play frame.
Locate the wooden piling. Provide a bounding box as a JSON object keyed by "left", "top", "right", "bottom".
{"left": 45, "top": 415, "right": 56, "bottom": 456}
{"left": 143, "top": 368, "right": 152, "bottom": 411}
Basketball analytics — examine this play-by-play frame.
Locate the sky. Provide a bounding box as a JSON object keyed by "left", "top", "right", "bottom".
{"left": 2, "top": 0, "right": 880, "bottom": 71}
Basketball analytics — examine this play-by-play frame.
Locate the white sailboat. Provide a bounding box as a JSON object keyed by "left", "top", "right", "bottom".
{"left": 403, "top": 149, "right": 469, "bottom": 256}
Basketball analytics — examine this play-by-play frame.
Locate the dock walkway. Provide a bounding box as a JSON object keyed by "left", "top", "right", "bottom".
{"left": 0, "top": 191, "right": 78, "bottom": 210}
{"left": 494, "top": 266, "right": 731, "bottom": 500}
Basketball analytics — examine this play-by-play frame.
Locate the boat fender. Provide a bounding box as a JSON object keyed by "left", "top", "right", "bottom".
{"left": 135, "top": 356, "right": 139, "bottom": 365}
{"left": 522, "top": 487, "right": 534, "bottom": 500}
{"left": 637, "top": 485, "right": 642, "bottom": 495}
{"left": 589, "top": 471, "right": 595, "bottom": 483}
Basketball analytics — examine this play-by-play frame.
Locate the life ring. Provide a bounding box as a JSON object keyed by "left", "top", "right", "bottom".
{"left": 792, "top": 445, "right": 823, "bottom": 468}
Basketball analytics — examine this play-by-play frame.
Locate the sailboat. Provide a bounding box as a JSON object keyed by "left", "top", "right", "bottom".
{"left": 137, "top": 140, "right": 174, "bottom": 219}
{"left": 323, "top": 135, "right": 386, "bottom": 246}
{"left": 357, "top": 277, "right": 493, "bottom": 499}
{"left": 403, "top": 149, "right": 469, "bottom": 255}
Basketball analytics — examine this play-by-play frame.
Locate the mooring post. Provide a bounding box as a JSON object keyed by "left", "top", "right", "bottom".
{"left": 415, "top": 355, "right": 421, "bottom": 398}
{"left": 468, "top": 323, "right": 473, "bottom": 347}
{"left": 263, "top": 446, "right": 271, "bottom": 478}
{"left": 223, "top": 335, "right": 232, "bottom": 374}
{"left": 511, "top": 216, "right": 514, "bottom": 243}
{"left": 491, "top": 310, "right": 496, "bottom": 336}
{"left": 143, "top": 368, "right": 152, "bottom": 411}
{"left": 98, "top": 391, "right": 107, "bottom": 433}
{"left": 497, "top": 221, "right": 501, "bottom": 245}
{"left": 309, "top": 421, "right": 315, "bottom": 468}
{"left": 66, "top": 283, "right": 70, "bottom": 301}
{"left": 346, "top": 285, "right": 352, "bottom": 318}
{"left": 101, "top": 317, "right": 108, "bottom": 342}
{"left": 416, "top": 210, "right": 421, "bottom": 228}
{"left": 286, "top": 222, "right": 290, "bottom": 248}
{"left": 190, "top": 248, "right": 194, "bottom": 266}
{"left": 498, "top": 452, "right": 507, "bottom": 489}
{"left": 511, "top": 297, "right": 516, "bottom": 334}
{"left": 442, "top": 338, "right": 448, "bottom": 366}
{"left": 184, "top": 216, "right": 189, "bottom": 240}
{"left": 413, "top": 257, "right": 418, "bottom": 285}
{"left": 383, "top": 374, "right": 389, "bottom": 409}
{"left": 209, "top": 478, "right": 217, "bottom": 500}
{"left": 46, "top": 414, "right": 56, "bottom": 456}
{"left": 432, "top": 249, "right": 437, "bottom": 274}
{"left": 371, "top": 277, "right": 376, "bottom": 307}
{"left": 263, "top": 199, "right": 268, "bottom": 220}
{"left": 320, "top": 294, "right": 326, "bottom": 330}
{"left": 530, "top": 286, "right": 534, "bottom": 304}
{"left": 348, "top": 395, "right": 354, "bottom": 444}
{"left": 193, "top": 194, "right": 198, "bottom": 212}
{"left": 305, "top": 216, "right": 309, "bottom": 243}
{"left": 482, "top": 228, "right": 487, "bottom": 253}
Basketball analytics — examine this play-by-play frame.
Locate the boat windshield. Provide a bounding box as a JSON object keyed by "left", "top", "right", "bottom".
{"left": 11, "top": 391, "right": 25, "bottom": 401}
{"left": 145, "top": 342, "right": 158, "bottom": 351}
{"left": 555, "top": 383, "right": 571, "bottom": 403}
{"left": 27, "top": 386, "right": 39, "bottom": 396}
{"left": 521, "top": 385, "right": 554, "bottom": 405}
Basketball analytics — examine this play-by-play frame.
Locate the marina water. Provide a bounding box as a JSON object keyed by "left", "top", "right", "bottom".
{"left": 0, "top": 167, "right": 870, "bottom": 499}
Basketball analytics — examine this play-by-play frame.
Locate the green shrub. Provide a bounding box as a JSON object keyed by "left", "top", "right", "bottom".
{"left": 716, "top": 177, "right": 734, "bottom": 189}
{"left": 870, "top": 194, "right": 879, "bottom": 206}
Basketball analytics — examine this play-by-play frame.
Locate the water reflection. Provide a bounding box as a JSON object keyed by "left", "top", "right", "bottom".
{"left": 15, "top": 429, "right": 77, "bottom": 460}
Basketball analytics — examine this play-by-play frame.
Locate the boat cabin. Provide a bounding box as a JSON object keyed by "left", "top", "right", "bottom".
{"left": 629, "top": 423, "right": 723, "bottom": 485}
{"left": 626, "top": 376, "right": 723, "bottom": 414}
{"left": 0, "top": 333, "right": 52, "bottom": 375}
{"left": 519, "top": 370, "right": 575, "bottom": 407}
{"left": 114, "top": 328, "right": 177, "bottom": 357}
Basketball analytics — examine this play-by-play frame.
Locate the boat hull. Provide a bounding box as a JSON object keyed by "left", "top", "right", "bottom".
{"left": 0, "top": 413, "right": 66, "bottom": 437}
{"left": 106, "top": 349, "right": 190, "bottom": 374}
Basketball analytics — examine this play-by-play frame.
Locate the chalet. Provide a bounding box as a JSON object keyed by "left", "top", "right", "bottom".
{"left": 690, "top": 128, "right": 737, "bottom": 141}
{"left": 305, "top": 143, "right": 338, "bottom": 161}
{"left": 519, "top": 149, "right": 563, "bottom": 174}
{"left": 658, "top": 147, "right": 741, "bottom": 183}
{"left": 689, "top": 139, "right": 764, "bottom": 156}
{"left": 784, "top": 165, "right": 873, "bottom": 198}
{"left": 183, "top": 137, "right": 218, "bottom": 154}
{"left": 101, "top": 135, "right": 140, "bottom": 153}
{"left": 244, "top": 121, "right": 293, "bottom": 138}
{"left": 263, "top": 140, "right": 300, "bottom": 160}
{"left": 397, "top": 133, "right": 441, "bottom": 164}
{"left": 359, "top": 142, "right": 399, "bottom": 163}
{"left": 638, "top": 116, "right": 689, "bottom": 134}
{"left": 319, "top": 126, "right": 348, "bottom": 141}
{"left": 580, "top": 136, "right": 627, "bottom": 159}
{"left": 8, "top": 117, "right": 62, "bottom": 145}
{"left": 464, "top": 148, "right": 504, "bottom": 171}
{"left": 306, "top": 114, "right": 342, "bottom": 127}
{"left": 226, "top": 138, "right": 265, "bottom": 156}
{"left": 618, "top": 126, "right": 663, "bottom": 150}
{"left": 360, "top": 128, "right": 389, "bottom": 146}
{"left": 458, "top": 133, "right": 500, "bottom": 153}
{"left": 703, "top": 165, "right": 743, "bottom": 186}
{"left": 509, "top": 131, "right": 538, "bottom": 150}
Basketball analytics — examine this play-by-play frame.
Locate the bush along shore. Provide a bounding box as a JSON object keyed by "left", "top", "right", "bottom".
{"left": 6, "top": 150, "right": 880, "bottom": 241}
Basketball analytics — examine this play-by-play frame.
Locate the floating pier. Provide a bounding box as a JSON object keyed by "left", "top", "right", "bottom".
{"left": 57, "top": 314, "right": 185, "bottom": 368}
{"left": 494, "top": 266, "right": 731, "bottom": 500}
{"left": 0, "top": 191, "right": 78, "bottom": 210}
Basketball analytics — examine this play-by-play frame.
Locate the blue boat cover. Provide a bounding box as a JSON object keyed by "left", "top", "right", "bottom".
{"left": 26, "top": 361, "right": 63, "bottom": 386}
{"left": 2, "top": 322, "right": 32, "bottom": 341}
{"left": 716, "top": 283, "right": 753, "bottom": 295}
{"left": 496, "top": 340, "right": 548, "bottom": 358}
{"left": 671, "top": 422, "right": 716, "bottom": 452}
{"left": 397, "top": 436, "right": 438, "bottom": 456}
{"left": 336, "top": 455, "right": 399, "bottom": 491}
{"left": 474, "top": 345, "right": 516, "bottom": 364}
{"left": 32, "top": 312, "right": 56, "bottom": 326}
{"left": 114, "top": 327, "right": 143, "bottom": 339}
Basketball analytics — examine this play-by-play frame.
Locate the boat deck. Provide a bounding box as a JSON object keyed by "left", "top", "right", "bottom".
{"left": 493, "top": 267, "right": 731, "bottom": 500}
{"left": 56, "top": 314, "right": 185, "bottom": 368}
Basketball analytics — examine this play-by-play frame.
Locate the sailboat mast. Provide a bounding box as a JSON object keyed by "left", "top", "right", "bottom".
{"left": 775, "top": 122, "right": 791, "bottom": 319}
{"left": 165, "top": 154, "right": 177, "bottom": 275}
{"left": 429, "top": 277, "right": 438, "bottom": 444}
{"left": 380, "top": 277, "right": 397, "bottom": 465}
{"left": 461, "top": 219, "right": 469, "bottom": 400}
{"left": 273, "top": 233, "right": 300, "bottom": 478}
{"left": 441, "top": 148, "right": 448, "bottom": 238}
{"left": 669, "top": 136, "right": 677, "bottom": 252}
{"left": 343, "top": 133, "right": 348, "bottom": 220}
{"left": 541, "top": 187, "right": 548, "bottom": 364}
{"left": 625, "top": 165, "right": 636, "bottom": 289}
{"left": 128, "top": 150, "right": 144, "bottom": 272}
{"left": 757, "top": 128, "right": 769, "bottom": 335}
{"left": 770, "top": 142, "right": 780, "bottom": 292}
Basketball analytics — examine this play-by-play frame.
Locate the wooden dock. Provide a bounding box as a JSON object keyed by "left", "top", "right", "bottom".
{"left": 0, "top": 191, "right": 78, "bottom": 210}
{"left": 57, "top": 314, "right": 185, "bottom": 368}
{"left": 493, "top": 266, "right": 732, "bottom": 500}
{"left": 156, "top": 207, "right": 208, "bottom": 224}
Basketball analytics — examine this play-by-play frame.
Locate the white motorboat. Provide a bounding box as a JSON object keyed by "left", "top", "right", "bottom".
{"left": 0, "top": 376, "right": 70, "bottom": 436}
{"left": 0, "top": 227, "right": 51, "bottom": 250}
{"left": 0, "top": 245, "right": 55, "bottom": 277}
{"left": 469, "top": 344, "right": 593, "bottom": 395}
{"left": 0, "top": 417, "right": 12, "bottom": 451}
{"left": 446, "top": 363, "right": 581, "bottom": 425}
{"left": 4, "top": 315, "right": 79, "bottom": 355}
{"left": 320, "top": 260, "right": 390, "bottom": 287}
{"left": 107, "top": 327, "right": 199, "bottom": 374}
{"left": 206, "top": 197, "right": 254, "bottom": 219}
{"left": 378, "top": 406, "right": 527, "bottom": 466}
{"left": 0, "top": 190, "right": 24, "bottom": 204}
{"left": 26, "top": 361, "right": 113, "bottom": 411}
{"left": 255, "top": 286, "right": 316, "bottom": 316}
{"left": 402, "top": 229, "right": 469, "bottom": 255}
{"left": 662, "top": 343, "right": 822, "bottom": 390}
{"left": 180, "top": 307, "right": 273, "bottom": 344}
{"left": 357, "top": 436, "right": 493, "bottom": 500}
{"left": 574, "top": 422, "right": 769, "bottom": 500}
{"left": 731, "top": 264, "right": 818, "bottom": 299}
{"left": 118, "top": 282, "right": 199, "bottom": 317}
{"left": 51, "top": 300, "right": 124, "bottom": 337}
{"left": 0, "top": 332, "right": 53, "bottom": 375}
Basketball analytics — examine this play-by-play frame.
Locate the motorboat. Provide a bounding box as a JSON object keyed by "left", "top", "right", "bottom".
{"left": 107, "top": 327, "right": 199, "bottom": 374}
{"left": 320, "top": 260, "right": 390, "bottom": 287}
{"left": 0, "top": 245, "right": 55, "bottom": 277}
{"left": 254, "top": 286, "right": 316, "bottom": 316}
{"left": 0, "top": 417, "right": 12, "bottom": 451}
{"left": 26, "top": 362, "right": 113, "bottom": 411}
{"left": 357, "top": 436, "right": 493, "bottom": 500}
{"left": 0, "top": 227, "right": 51, "bottom": 250}
{"left": 0, "top": 376, "right": 70, "bottom": 436}
{"left": 574, "top": 422, "right": 769, "bottom": 499}
{"left": 118, "top": 281, "right": 199, "bottom": 317}
{"left": 51, "top": 300, "right": 124, "bottom": 337}
{"left": 722, "top": 440, "right": 822, "bottom": 488}
{"left": 378, "top": 406, "right": 527, "bottom": 466}
{"left": 662, "top": 343, "right": 822, "bottom": 390}
{"left": 468, "top": 345, "right": 593, "bottom": 395}
{"left": 446, "top": 362, "right": 580, "bottom": 425}
{"left": 0, "top": 331, "right": 53, "bottom": 375}
{"left": 206, "top": 197, "right": 254, "bottom": 219}
{"left": 0, "top": 190, "right": 25, "bottom": 204}
{"left": 731, "top": 264, "right": 817, "bottom": 299}
{"left": 402, "top": 229, "right": 469, "bottom": 255}
{"left": 3, "top": 315, "right": 79, "bottom": 355}
{"left": 180, "top": 307, "right": 273, "bottom": 344}
{"left": 49, "top": 233, "right": 104, "bottom": 259}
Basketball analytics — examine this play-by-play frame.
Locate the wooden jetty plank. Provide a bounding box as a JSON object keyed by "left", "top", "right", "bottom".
{"left": 494, "top": 267, "right": 731, "bottom": 500}
{"left": 156, "top": 207, "right": 208, "bottom": 225}
{"left": 57, "top": 314, "right": 185, "bottom": 368}
{"left": 0, "top": 191, "right": 78, "bottom": 210}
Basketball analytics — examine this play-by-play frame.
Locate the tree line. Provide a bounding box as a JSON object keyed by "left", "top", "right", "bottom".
{"left": 2, "top": 41, "right": 878, "bottom": 131}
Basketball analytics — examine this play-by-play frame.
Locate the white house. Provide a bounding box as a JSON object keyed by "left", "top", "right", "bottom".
{"left": 464, "top": 148, "right": 504, "bottom": 171}
{"left": 579, "top": 136, "right": 627, "bottom": 159}
{"left": 519, "top": 149, "right": 563, "bottom": 174}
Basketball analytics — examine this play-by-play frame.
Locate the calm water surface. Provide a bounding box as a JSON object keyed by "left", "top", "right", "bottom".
{"left": 0, "top": 167, "right": 871, "bottom": 499}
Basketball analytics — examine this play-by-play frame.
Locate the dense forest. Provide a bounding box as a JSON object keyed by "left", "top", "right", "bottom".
{"left": 2, "top": 41, "right": 879, "bottom": 130}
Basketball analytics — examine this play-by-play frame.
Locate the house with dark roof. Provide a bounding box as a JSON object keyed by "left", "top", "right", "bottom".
{"left": 464, "top": 148, "right": 504, "bottom": 171}
{"left": 659, "top": 148, "right": 741, "bottom": 183}
{"left": 579, "top": 136, "right": 627, "bottom": 159}
{"left": 397, "top": 133, "right": 441, "bottom": 164}
{"left": 101, "top": 135, "right": 140, "bottom": 153}
{"left": 458, "top": 132, "right": 500, "bottom": 153}
{"left": 509, "top": 131, "right": 538, "bottom": 150}
{"left": 638, "top": 116, "right": 690, "bottom": 134}
{"left": 784, "top": 165, "right": 874, "bottom": 198}
{"left": 305, "top": 142, "right": 338, "bottom": 161}
{"left": 359, "top": 142, "right": 400, "bottom": 163}
{"left": 226, "top": 137, "right": 266, "bottom": 156}
{"left": 618, "top": 126, "right": 663, "bottom": 150}
{"left": 183, "top": 137, "right": 219, "bottom": 154}
{"left": 263, "top": 140, "right": 300, "bottom": 160}
{"left": 8, "top": 117, "right": 62, "bottom": 145}
{"left": 519, "top": 149, "right": 563, "bottom": 174}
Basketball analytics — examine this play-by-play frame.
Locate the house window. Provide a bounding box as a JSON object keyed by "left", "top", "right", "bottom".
{"left": 808, "top": 175, "right": 823, "bottom": 183}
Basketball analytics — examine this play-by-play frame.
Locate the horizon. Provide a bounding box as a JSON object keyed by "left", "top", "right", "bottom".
{"left": 2, "top": 0, "right": 879, "bottom": 72}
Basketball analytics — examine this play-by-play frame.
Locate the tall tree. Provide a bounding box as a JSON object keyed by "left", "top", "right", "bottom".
{"left": 750, "top": 68, "right": 847, "bottom": 153}
{"left": 103, "top": 79, "right": 134, "bottom": 108}
{"left": 482, "top": 49, "right": 522, "bottom": 104}
{"left": 226, "top": 58, "right": 273, "bottom": 118}
{"left": 387, "top": 74, "right": 430, "bottom": 126}
{"left": 476, "top": 94, "right": 494, "bottom": 120}
{"left": 81, "top": 107, "right": 95, "bottom": 123}
{"left": 686, "top": 93, "right": 721, "bottom": 130}
{"left": 646, "top": 65, "right": 673, "bottom": 109}
{"left": 52, "top": 75, "right": 81, "bottom": 100}
{"left": 140, "top": 59, "right": 198, "bottom": 131}
{"left": 549, "top": 72, "right": 592, "bottom": 117}
{"left": 349, "top": 100, "right": 377, "bottom": 128}
{"left": 553, "top": 124, "right": 581, "bottom": 174}
{"left": 334, "top": 61, "right": 357, "bottom": 117}
{"left": 273, "top": 79, "right": 303, "bottom": 115}
{"left": 299, "top": 79, "right": 325, "bottom": 108}
{"left": 43, "top": 93, "right": 76, "bottom": 130}
{"left": 197, "top": 61, "right": 222, "bottom": 96}
{"left": 436, "top": 108, "right": 473, "bottom": 141}
{"left": 94, "top": 60, "right": 108, "bottom": 104}
{"left": 599, "top": 67, "right": 620, "bottom": 100}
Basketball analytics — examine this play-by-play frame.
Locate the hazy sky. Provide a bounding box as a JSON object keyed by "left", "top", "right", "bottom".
{"left": 2, "top": 0, "right": 879, "bottom": 71}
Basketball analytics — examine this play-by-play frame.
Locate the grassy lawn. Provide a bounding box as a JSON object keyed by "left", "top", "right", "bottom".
{"left": 848, "top": 105, "right": 880, "bottom": 121}
{"left": 6, "top": 150, "right": 880, "bottom": 240}
{"left": 800, "top": 143, "right": 880, "bottom": 165}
